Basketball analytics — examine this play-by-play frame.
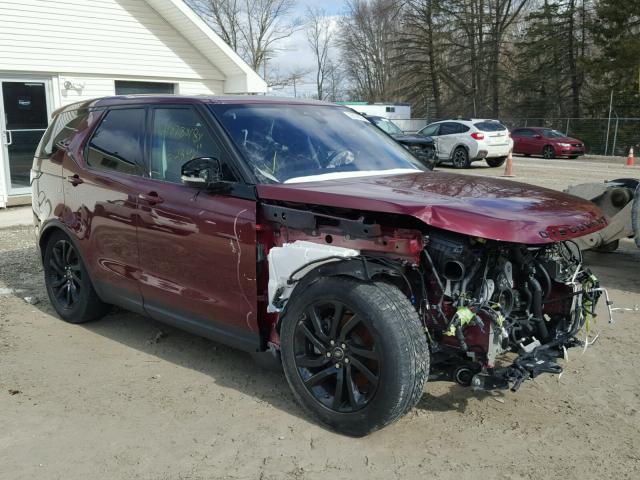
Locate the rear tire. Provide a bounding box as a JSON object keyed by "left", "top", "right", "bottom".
{"left": 43, "top": 230, "right": 110, "bottom": 324}
{"left": 280, "top": 277, "right": 429, "bottom": 436}
{"left": 486, "top": 157, "right": 507, "bottom": 168}
{"left": 595, "top": 240, "right": 619, "bottom": 253}
{"left": 569, "top": 155, "right": 579, "bottom": 159}
{"left": 451, "top": 147, "right": 470, "bottom": 169}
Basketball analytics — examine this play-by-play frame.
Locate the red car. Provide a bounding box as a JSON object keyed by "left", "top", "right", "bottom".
{"left": 512, "top": 127, "right": 585, "bottom": 159}
{"left": 32, "top": 96, "right": 608, "bottom": 436}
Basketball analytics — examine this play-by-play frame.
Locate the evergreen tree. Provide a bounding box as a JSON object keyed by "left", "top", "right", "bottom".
{"left": 587, "top": 0, "right": 640, "bottom": 117}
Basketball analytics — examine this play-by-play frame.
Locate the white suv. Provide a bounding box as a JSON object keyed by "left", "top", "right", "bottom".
{"left": 418, "top": 119, "right": 513, "bottom": 168}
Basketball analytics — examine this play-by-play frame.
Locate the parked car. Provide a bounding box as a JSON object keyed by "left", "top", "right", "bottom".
{"left": 511, "top": 127, "right": 585, "bottom": 159}
{"left": 365, "top": 115, "right": 436, "bottom": 168}
{"left": 417, "top": 119, "right": 513, "bottom": 168}
{"left": 33, "top": 95, "right": 609, "bottom": 436}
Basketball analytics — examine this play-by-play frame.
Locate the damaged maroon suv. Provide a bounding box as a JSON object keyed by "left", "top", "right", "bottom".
{"left": 32, "top": 96, "right": 610, "bottom": 436}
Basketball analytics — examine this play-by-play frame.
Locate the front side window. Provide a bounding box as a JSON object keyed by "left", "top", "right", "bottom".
{"left": 87, "top": 108, "right": 145, "bottom": 175}
{"left": 419, "top": 124, "right": 440, "bottom": 136}
{"left": 149, "top": 107, "right": 225, "bottom": 184}
{"left": 210, "top": 104, "right": 423, "bottom": 184}
{"left": 542, "top": 129, "right": 564, "bottom": 138}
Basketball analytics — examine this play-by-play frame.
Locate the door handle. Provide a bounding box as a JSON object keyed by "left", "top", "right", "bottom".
{"left": 67, "top": 174, "right": 83, "bottom": 186}
{"left": 3, "top": 130, "right": 11, "bottom": 146}
{"left": 138, "top": 192, "right": 164, "bottom": 205}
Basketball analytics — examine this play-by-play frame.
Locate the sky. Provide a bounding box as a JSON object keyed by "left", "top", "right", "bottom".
{"left": 269, "top": 0, "right": 346, "bottom": 97}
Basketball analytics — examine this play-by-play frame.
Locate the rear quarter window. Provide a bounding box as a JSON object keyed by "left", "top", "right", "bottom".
{"left": 36, "top": 109, "right": 88, "bottom": 158}
{"left": 474, "top": 121, "right": 507, "bottom": 132}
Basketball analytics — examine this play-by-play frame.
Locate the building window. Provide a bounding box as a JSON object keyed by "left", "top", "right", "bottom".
{"left": 385, "top": 106, "right": 395, "bottom": 113}
{"left": 114, "top": 81, "right": 175, "bottom": 95}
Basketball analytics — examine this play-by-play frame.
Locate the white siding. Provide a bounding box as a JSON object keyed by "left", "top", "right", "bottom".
{"left": 177, "top": 79, "right": 223, "bottom": 95}
{"left": 54, "top": 75, "right": 223, "bottom": 106}
{"left": 0, "top": 0, "right": 224, "bottom": 81}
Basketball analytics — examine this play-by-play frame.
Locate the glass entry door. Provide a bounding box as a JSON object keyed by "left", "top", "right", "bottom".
{"left": 1, "top": 80, "right": 50, "bottom": 195}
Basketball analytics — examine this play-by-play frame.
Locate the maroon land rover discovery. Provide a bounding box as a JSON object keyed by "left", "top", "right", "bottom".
{"left": 32, "top": 95, "right": 609, "bottom": 436}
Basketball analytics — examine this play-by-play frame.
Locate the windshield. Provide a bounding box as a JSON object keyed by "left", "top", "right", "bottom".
{"left": 541, "top": 129, "right": 565, "bottom": 138}
{"left": 210, "top": 104, "right": 423, "bottom": 183}
{"left": 373, "top": 117, "right": 404, "bottom": 135}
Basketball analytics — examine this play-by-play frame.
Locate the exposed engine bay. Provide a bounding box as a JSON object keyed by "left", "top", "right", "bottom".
{"left": 420, "top": 231, "right": 612, "bottom": 390}
{"left": 264, "top": 204, "right": 614, "bottom": 393}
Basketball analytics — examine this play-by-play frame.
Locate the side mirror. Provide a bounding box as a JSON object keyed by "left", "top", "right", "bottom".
{"left": 181, "top": 157, "right": 224, "bottom": 190}
{"left": 534, "top": 134, "right": 542, "bottom": 139}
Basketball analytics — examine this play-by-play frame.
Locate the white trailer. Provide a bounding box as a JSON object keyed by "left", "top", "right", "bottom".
{"left": 338, "top": 102, "right": 411, "bottom": 120}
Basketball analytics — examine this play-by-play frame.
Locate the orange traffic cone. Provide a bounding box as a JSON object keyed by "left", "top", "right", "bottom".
{"left": 502, "top": 150, "right": 515, "bottom": 177}
{"left": 627, "top": 147, "right": 635, "bottom": 166}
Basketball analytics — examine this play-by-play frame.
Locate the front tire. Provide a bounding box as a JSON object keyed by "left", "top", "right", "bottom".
{"left": 280, "top": 277, "right": 429, "bottom": 436}
{"left": 486, "top": 157, "right": 506, "bottom": 168}
{"left": 451, "top": 147, "right": 470, "bottom": 168}
{"left": 542, "top": 145, "right": 555, "bottom": 159}
{"left": 43, "top": 230, "right": 110, "bottom": 324}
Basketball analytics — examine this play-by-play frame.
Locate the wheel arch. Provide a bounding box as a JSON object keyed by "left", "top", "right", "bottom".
{"left": 39, "top": 220, "right": 74, "bottom": 259}
{"left": 38, "top": 221, "right": 90, "bottom": 274}
{"left": 276, "top": 257, "right": 410, "bottom": 332}
{"left": 542, "top": 144, "right": 555, "bottom": 154}
{"left": 449, "top": 143, "right": 470, "bottom": 159}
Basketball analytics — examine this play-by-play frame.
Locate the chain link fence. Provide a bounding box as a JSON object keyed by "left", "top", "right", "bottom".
{"left": 394, "top": 117, "right": 640, "bottom": 156}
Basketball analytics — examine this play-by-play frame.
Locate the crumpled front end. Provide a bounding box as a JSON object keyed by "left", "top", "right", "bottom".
{"left": 259, "top": 199, "right": 612, "bottom": 393}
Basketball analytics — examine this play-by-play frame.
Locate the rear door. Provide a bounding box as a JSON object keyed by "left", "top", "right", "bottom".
{"left": 516, "top": 129, "right": 537, "bottom": 154}
{"left": 134, "top": 104, "right": 260, "bottom": 350}
{"left": 511, "top": 129, "right": 525, "bottom": 153}
{"left": 437, "top": 122, "right": 465, "bottom": 158}
{"left": 61, "top": 107, "right": 147, "bottom": 313}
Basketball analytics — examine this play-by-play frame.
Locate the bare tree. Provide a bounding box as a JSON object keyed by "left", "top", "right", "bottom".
{"left": 267, "top": 67, "right": 312, "bottom": 97}
{"left": 190, "top": 0, "right": 242, "bottom": 53}
{"left": 338, "top": 0, "right": 403, "bottom": 102}
{"left": 188, "top": 0, "right": 301, "bottom": 72}
{"left": 305, "top": 6, "right": 335, "bottom": 100}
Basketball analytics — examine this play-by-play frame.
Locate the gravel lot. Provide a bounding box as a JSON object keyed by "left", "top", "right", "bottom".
{"left": 1, "top": 159, "right": 639, "bottom": 480}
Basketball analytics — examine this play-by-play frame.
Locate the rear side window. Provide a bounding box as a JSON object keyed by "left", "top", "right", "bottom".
{"left": 474, "top": 121, "right": 507, "bottom": 132}
{"left": 513, "top": 129, "right": 534, "bottom": 137}
{"left": 37, "top": 109, "right": 88, "bottom": 157}
{"left": 87, "top": 108, "right": 145, "bottom": 175}
{"left": 439, "top": 122, "right": 468, "bottom": 135}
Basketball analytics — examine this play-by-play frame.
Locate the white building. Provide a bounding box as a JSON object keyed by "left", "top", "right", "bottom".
{"left": 0, "top": 0, "right": 267, "bottom": 208}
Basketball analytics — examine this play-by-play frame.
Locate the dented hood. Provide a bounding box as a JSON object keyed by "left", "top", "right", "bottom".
{"left": 256, "top": 171, "right": 607, "bottom": 244}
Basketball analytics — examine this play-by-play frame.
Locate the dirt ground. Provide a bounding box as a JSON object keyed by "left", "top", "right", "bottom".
{"left": 1, "top": 159, "right": 639, "bottom": 480}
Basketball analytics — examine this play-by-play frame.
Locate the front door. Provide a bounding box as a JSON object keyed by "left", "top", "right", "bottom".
{"left": 0, "top": 80, "right": 51, "bottom": 196}
{"left": 136, "top": 105, "right": 260, "bottom": 350}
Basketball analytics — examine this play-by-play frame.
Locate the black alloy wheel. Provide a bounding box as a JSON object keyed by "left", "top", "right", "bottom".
{"left": 293, "top": 300, "right": 380, "bottom": 413}
{"left": 452, "top": 147, "right": 470, "bottom": 168}
{"left": 48, "top": 239, "right": 82, "bottom": 310}
{"left": 280, "top": 277, "right": 429, "bottom": 436}
{"left": 43, "top": 230, "right": 110, "bottom": 323}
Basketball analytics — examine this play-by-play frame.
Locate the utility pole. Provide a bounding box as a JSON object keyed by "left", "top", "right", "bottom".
{"left": 604, "top": 89, "right": 614, "bottom": 156}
